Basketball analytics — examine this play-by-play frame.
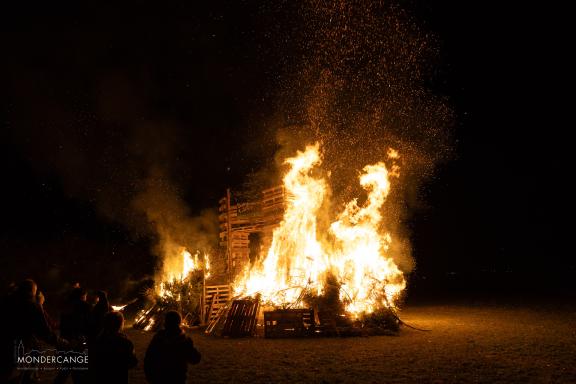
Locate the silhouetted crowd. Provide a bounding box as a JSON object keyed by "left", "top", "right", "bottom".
{"left": 0, "top": 279, "right": 201, "bottom": 384}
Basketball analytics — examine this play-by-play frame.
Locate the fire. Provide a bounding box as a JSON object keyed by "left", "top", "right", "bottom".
{"left": 234, "top": 143, "right": 326, "bottom": 306}
{"left": 204, "top": 253, "right": 211, "bottom": 279}
{"left": 233, "top": 143, "right": 406, "bottom": 316}
{"left": 158, "top": 248, "right": 209, "bottom": 298}
{"left": 330, "top": 161, "right": 405, "bottom": 313}
{"left": 165, "top": 248, "right": 196, "bottom": 282}
{"left": 134, "top": 248, "right": 210, "bottom": 331}
{"left": 144, "top": 318, "right": 155, "bottom": 332}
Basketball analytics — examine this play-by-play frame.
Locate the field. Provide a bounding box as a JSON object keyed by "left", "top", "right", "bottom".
{"left": 39, "top": 303, "right": 576, "bottom": 383}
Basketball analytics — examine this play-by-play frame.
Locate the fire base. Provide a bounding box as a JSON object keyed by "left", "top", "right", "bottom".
{"left": 264, "top": 309, "right": 316, "bottom": 338}
{"left": 262, "top": 307, "right": 401, "bottom": 338}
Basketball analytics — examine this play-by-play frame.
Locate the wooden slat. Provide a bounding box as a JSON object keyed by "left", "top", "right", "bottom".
{"left": 221, "top": 299, "right": 260, "bottom": 337}
{"left": 204, "top": 285, "right": 232, "bottom": 322}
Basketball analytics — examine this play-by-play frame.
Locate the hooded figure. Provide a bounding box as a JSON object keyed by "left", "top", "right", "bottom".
{"left": 90, "top": 311, "right": 137, "bottom": 384}
{"left": 144, "top": 311, "right": 201, "bottom": 384}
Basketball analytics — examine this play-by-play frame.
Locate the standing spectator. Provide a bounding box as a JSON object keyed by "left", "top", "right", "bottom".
{"left": 0, "top": 279, "right": 58, "bottom": 384}
{"left": 144, "top": 311, "right": 201, "bottom": 384}
{"left": 59, "top": 287, "right": 91, "bottom": 341}
{"left": 89, "top": 311, "right": 137, "bottom": 384}
{"left": 90, "top": 290, "right": 110, "bottom": 338}
{"left": 37, "top": 290, "right": 57, "bottom": 331}
{"left": 54, "top": 286, "right": 91, "bottom": 384}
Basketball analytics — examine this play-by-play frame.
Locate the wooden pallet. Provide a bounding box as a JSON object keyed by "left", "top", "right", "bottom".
{"left": 221, "top": 299, "right": 260, "bottom": 337}
{"left": 264, "top": 309, "right": 316, "bottom": 338}
{"left": 205, "top": 302, "right": 231, "bottom": 335}
{"left": 204, "top": 285, "right": 231, "bottom": 323}
{"left": 217, "top": 185, "right": 287, "bottom": 280}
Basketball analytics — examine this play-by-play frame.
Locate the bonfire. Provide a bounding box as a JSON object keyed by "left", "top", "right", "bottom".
{"left": 135, "top": 143, "right": 408, "bottom": 336}
{"left": 133, "top": 249, "right": 210, "bottom": 331}
{"left": 216, "top": 142, "right": 407, "bottom": 336}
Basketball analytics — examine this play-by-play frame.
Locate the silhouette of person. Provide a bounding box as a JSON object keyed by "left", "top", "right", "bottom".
{"left": 59, "top": 287, "right": 91, "bottom": 341}
{"left": 89, "top": 311, "right": 137, "bottom": 384}
{"left": 0, "top": 279, "right": 58, "bottom": 383}
{"left": 54, "top": 286, "right": 92, "bottom": 384}
{"left": 90, "top": 290, "right": 110, "bottom": 338}
{"left": 37, "top": 290, "right": 56, "bottom": 331}
{"left": 144, "top": 311, "right": 201, "bottom": 384}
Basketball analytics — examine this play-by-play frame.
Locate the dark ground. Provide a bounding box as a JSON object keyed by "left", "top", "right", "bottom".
{"left": 37, "top": 302, "right": 576, "bottom": 384}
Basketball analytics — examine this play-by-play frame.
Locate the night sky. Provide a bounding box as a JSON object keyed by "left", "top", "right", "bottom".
{"left": 0, "top": 2, "right": 568, "bottom": 298}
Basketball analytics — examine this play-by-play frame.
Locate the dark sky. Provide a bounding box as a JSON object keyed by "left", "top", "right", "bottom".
{"left": 0, "top": 2, "right": 568, "bottom": 294}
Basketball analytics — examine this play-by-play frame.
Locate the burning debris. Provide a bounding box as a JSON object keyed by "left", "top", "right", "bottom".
{"left": 231, "top": 143, "right": 406, "bottom": 327}
{"left": 133, "top": 249, "right": 210, "bottom": 331}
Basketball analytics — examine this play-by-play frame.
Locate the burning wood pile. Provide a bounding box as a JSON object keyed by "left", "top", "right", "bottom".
{"left": 135, "top": 143, "right": 409, "bottom": 337}
{"left": 133, "top": 249, "right": 209, "bottom": 331}
{"left": 207, "top": 143, "right": 408, "bottom": 337}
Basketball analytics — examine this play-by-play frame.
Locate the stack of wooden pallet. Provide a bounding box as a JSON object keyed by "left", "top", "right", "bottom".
{"left": 259, "top": 186, "right": 286, "bottom": 256}
{"left": 263, "top": 309, "right": 316, "bottom": 338}
{"left": 218, "top": 186, "right": 287, "bottom": 279}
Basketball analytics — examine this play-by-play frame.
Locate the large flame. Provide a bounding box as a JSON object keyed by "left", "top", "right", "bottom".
{"left": 234, "top": 143, "right": 327, "bottom": 306}
{"left": 158, "top": 248, "right": 210, "bottom": 298}
{"left": 233, "top": 143, "right": 406, "bottom": 316}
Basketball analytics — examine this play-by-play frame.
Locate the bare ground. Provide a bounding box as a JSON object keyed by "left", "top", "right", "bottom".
{"left": 40, "top": 304, "right": 576, "bottom": 383}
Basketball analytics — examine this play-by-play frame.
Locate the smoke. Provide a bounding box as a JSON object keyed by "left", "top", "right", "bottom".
{"left": 132, "top": 167, "right": 218, "bottom": 281}
{"left": 4, "top": 69, "right": 220, "bottom": 286}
